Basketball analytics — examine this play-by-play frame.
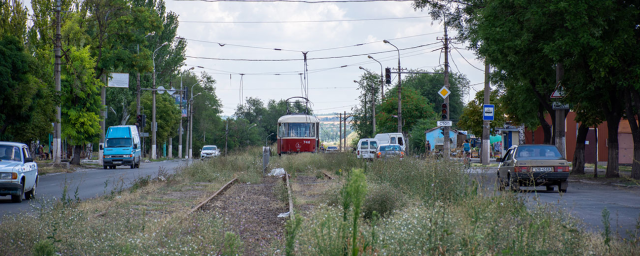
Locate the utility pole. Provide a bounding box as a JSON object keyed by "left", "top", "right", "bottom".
{"left": 178, "top": 77, "right": 183, "bottom": 159}
{"left": 344, "top": 111, "right": 347, "bottom": 151}
{"left": 555, "top": 63, "right": 566, "bottom": 158}
{"left": 53, "top": 0, "right": 62, "bottom": 164}
{"left": 442, "top": 23, "right": 451, "bottom": 161}
{"left": 482, "top": 61, "right": 491, "bottom": 165}
{"left": 339, "top": 113, "right": 342, "bottom": 151}
{"left": 225, "top": 119, "right": 228, "bottom": 156}
{"left": 383, "top": 40, "right": 402, "bottom": 133}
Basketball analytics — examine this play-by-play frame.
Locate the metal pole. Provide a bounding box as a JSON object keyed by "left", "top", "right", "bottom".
{"left": 151, "top": 43, "right": 167, "bottom": 160}
{"left": 344, "top": 111, "right": 347, "bottom": 151}
{"left": 482, "top": 61, "right": 491, "bottom": 165}
{"left": 383, "top": 40, "right": 402, "bottom": 133}
{"left": 54, "top": 0, "right": 62, "bottom": 164}
{"left": 339, "top": 113, "right": 342, "bottom": 151}
{"left": 555, "top": 63, "right": 566, "bottom": 158}
{"left": 443, "top": 23, "right": 451, "bottom": 161}
{"left": 178, "top": 76, "right": 183, "bottom": 159}
{"left": 189, "top": 98, "right": 193, "bottom": 158}
{"left": 225, "top": 119, "right": 228, "bottom": 156}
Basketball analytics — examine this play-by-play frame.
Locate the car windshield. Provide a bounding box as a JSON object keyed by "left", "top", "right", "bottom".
{"left": 379, "top": 145, "right": 401, "bottom": 151}
{"left": 370, "top": 141, "right": 378, "bottom": 148}
{"left": 106, "top": 138, "right": 132, "bottom": 147}
{"left": 203, "top": 146, "right": 217, "bottom": 151}
{"left": 0, "top": 145, "right": 21, "bottom": 162}
{"left": 515, "top": 145, "right": 563, "bottom": 160}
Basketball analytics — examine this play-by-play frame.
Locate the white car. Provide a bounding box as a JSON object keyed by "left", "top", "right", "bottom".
{"left": 356, "top": 138, "right": 378, "bottom": 159}
{"left": 0, "top": 142, "right": 38, "bottom": 202}
{"left": 200, "top": 145, "right": 220, "bottom": 159}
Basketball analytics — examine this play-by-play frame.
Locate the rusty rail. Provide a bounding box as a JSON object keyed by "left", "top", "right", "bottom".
{"left": 187, "top": 177, "right": 237, "bottom": 215}
{"left": 285, "top": 172, "right": 294, "bottom": 220}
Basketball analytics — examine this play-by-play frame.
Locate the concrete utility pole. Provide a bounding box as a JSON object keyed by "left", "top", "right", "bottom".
{"left": 383, "top": 40, "right": 402, "bottom": 133}
{"left": 443, "top": 23, "right": 451, "bottom": 161}
{"left": 178, "top": 77, "right": 183, "bottom": 159}
{"left": 555, "top": 63, "right": 566, "bottom": 158}
{"left": 344, "top": 111, "right": 347, "bottom": 151}
{"left": 53, "top": 0, "right": 62, "bottom": 164}
{"left": 339, "top": 113, "right": 342, "bottom": 151}
{"left": 482, "top": 61, "right": 491, "bottom": 165}
{"left": 151, "top": 42, "right": 168, "bottom": 159}
{"left": 225, "top": 119, "right": 228, "bottom": 156}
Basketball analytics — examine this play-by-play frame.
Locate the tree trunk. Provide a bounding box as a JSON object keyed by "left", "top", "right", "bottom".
{"left": 625, "top": 89, "right": 640, "bottom": 179}
{"left": 605, "top": 117, "right": 620, "bottom": 178}
{"left": 537, "top": 104, "right": 552, "bottom": 144}
{"left": 71, "top": 145, "right": 81, "bottom": 165}
{"left": 571, "top": 124, "right": 589, "bottom": 174}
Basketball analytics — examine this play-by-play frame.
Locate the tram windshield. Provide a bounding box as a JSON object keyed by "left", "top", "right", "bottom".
{"left": 279, "top": 123, "right": 316, "bottom": 138}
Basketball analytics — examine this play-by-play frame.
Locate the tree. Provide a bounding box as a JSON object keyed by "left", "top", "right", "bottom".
{"left": 61, "top": 46, "right": 104, "bottom": 165}
{"left": 130, "top": 91, "right": 180, "bottom": 155}
{"left": 457, "top": 90, "right": 505, "bottom": 138}
{"left": 408, "top": 118, "right": 437, "bottom": 154}
{"left": 351, "top": 71, "right": 380, "bottom": 140}
{"left": 402, "top": 69, "right": 468, "bottom": 123}
{"left": 376, "top": 86, "right": 436, "bottom": 135}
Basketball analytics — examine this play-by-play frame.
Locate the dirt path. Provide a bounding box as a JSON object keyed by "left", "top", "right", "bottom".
{"left": 291, "top": 174, "right": 336, "bottom": 217}
{"left": 202, "top": 176, "right": 287, "bottom": 255}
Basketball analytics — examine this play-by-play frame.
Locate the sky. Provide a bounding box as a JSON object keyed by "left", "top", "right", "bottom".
{"left": 26, "top": 0, "right": 488, "bottom": 116}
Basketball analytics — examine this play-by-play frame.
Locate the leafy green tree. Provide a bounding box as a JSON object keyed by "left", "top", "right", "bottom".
{"left": 351, "top": 71, "right": 381, "bottom": 140}
{"left": 401, "top": 69, "right": 468, "bottom": 123}
{"left": 408, "top": 118, "right": 437, "bottom": 154}
{"left": 131, "top": 91, "right": 180, "bottom": 155}
{"left": 0, "top": 35, "right": 39, "bottom": 140}
{"left": 458, "top": 90, "right": 505, "bottom": 138}
{"left": 0, "top": 0, "right": 28, "bottom": 41}
{"left": 376, "top": 86, "right": 436, "bottom": 135}
{"left": 61, "top": 46, "right": 104, "bottom": 165}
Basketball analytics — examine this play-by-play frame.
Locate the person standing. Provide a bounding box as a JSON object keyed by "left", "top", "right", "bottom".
{"left": 425, "top": 140, "right": 431, "bottom": 156}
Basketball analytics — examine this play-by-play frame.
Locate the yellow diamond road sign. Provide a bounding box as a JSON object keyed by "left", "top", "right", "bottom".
{"left": 438, "top": 86, "right": 451, "bottom": 99}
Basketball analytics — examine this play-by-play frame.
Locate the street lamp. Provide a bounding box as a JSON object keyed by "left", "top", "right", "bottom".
{"left": 265, "top": 133, "right": 274, "bottom": 147}
{"left": 151, "top": 41, "right": 169, "bottom": 160}
{"left": 137, "top": 32, "right": 156, "bottom": 118}
{"left": 356, "top": 68, "right": 377, "bottom": 136}
{"left": 189, "top": 92, "right": 202, "bottom": 159}
{"left": 367, "top": 55, "right": 384, "bottom": 101}
{"left": 383, "top": 40, "right": 402, "bottom": 134}
{"left": 178, "top": 67, "right": 195, "bottom": 159}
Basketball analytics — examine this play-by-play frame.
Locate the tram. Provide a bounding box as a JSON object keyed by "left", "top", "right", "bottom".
{"left": 277, "top": 97, "right": 320, "bottom": 155}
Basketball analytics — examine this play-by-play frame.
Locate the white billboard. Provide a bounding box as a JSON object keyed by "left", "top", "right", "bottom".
{"left": 108, "top": 73, "right": 129, "bottom": 88}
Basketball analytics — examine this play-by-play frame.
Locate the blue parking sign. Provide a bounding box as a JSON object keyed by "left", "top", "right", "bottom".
{"left": 483, "top": 104, "right": 494, "bottom": 121}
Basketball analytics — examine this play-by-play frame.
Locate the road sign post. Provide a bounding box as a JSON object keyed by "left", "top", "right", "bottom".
{"left": 483, "top": 104, "right": 495, "bottom": 121}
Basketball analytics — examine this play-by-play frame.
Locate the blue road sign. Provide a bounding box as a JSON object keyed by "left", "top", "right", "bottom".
{"left": 483, "top": 104, "right": 495, "bottom": 121}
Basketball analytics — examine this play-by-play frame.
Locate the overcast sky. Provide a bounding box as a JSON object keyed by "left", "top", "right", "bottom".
{"left": 165, "top": 1, "right": 488, "bottom": 116}
{"left": 25, "top": 0, "right": 487, "bottom": 116}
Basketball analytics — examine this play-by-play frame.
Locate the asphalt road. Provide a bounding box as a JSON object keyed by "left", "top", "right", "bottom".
{"left": 470, "top": 167, "right": 640, "bottom": 238}
{"left": 0, "top": 159, "right": 190, "bottom": 216}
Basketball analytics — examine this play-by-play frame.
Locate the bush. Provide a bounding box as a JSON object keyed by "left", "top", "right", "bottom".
{"left": 362, "top": 182, "right": 404, "bottom": 219}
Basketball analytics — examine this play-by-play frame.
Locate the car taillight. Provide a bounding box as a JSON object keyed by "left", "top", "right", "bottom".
{"left": 400, "top": 152, "right": 405, "bottom": 158}
{"left": 357, "top": 150, "right": 359, "bottom": 155}
{"left": 12, "top": 173, "right": 17, "bottom": 179}
{"left": 377, "top": 152, "right": 381, "bottom": 158}
{"left": 514, "top": 166, "right": 529, "bottom": 172}
{"left": 555, "top": 166, "right": 570, "bottom": 172}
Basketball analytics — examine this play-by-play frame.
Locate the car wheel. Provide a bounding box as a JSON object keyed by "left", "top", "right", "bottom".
{"left": 12, "top": 182, "right": 24, "bottom": 203}
{"left": 509, "top": 175, "right": 520, "bottom": 192}
{"left": 546, "top": 185, "right": 554, "bottom": 192}
{"left": 130, "top": 163, "right": 135, "bottom": 169}
{"left": 559, "top": 181, "right": 568, "bottom": 193}
{"left": 25, "top": 178, "right": 37, "bottom": 200}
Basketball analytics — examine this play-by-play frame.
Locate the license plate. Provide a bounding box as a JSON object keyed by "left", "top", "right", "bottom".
{"left": 534, "top": 167, "right": 552, "bottom": 172}
{"left": 113, "top": 161, "right": 121, "bottom": 164}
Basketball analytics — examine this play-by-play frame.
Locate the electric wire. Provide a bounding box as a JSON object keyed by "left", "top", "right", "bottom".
{"left": 452, "top": 45, "right": 484, "bottom": 72}
{"left": 174, "top": 0, "right": 414, "bottom": 3}
{"left": 180, "top": 15, "right": 430, "bottom": 24}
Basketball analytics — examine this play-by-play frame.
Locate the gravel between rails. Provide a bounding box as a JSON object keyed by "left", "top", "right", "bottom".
{"left": 201, "top": 176, "right": 288, "bottom": 255}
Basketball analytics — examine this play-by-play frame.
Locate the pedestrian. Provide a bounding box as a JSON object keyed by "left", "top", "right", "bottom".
{"left": 38, "top": 144, "right": 45, "bottom": 160}
{"left": 425, "top": 140, "right": 431, "bottom": 156}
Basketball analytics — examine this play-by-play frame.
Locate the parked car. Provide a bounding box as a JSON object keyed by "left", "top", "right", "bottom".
{"left": 201, "top": 145, "right": 220, "bottom": 159}
{"left": 325, "top": 146, "right": 339, "bottom": 153}
{"left": 0, "top": 142, "right": 38, "bottom": 202}
{"left": 374, "top": 133, "right": 406, "bottom": 151}
{"left": 376, "top": 144, "right": 404, "bottom": 160}
{"left": 103, "top": 125, "right": 141, "bottom": 169}
{"left": 497, "top": 145, "right": 570, "bottom": 192}
{"left": 356, "top": 138, "right": 378, "bottom": 159}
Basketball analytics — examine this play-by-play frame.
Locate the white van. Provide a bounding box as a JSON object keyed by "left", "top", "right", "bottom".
{"left": 356, "top": 138, "right": 378, "bottom": 159}
{"left": 374, "top": 133, "right": 406, "bottom": 151}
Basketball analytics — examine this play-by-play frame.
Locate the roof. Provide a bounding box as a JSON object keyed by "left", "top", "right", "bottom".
{"left": 0, "top": 141, "right": 27, "bottom": 147}
{"left": 278, "top": 114, "right": 320, "bottom": 123}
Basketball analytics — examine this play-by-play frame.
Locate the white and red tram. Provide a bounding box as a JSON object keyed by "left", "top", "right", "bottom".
{"left": 277, "top": 97, "right": 320, "bottom": 155}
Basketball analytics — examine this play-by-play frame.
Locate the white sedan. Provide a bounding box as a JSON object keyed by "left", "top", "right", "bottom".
{"left": 0, "top": 142, "right": 38, "bottom": 202}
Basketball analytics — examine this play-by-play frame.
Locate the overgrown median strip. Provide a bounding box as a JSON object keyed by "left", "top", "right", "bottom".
{"left": 1, "top": 148, "right": 638, "bottom": 255}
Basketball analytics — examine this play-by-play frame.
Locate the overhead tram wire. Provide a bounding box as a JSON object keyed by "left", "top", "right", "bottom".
{"left": 173, "top": 0, "right": 415, "bottom": 3}
{"left": 180, "top": 32, "right": 442, "bottom": 54}
{"left": 185, "top": 42, "right": 441, "bottom": 62}
{"left": 452, "top": 45, "right": 485, "bottom": 72}
{"left": 180, "top": 15, "right": 430, "bottom": 24}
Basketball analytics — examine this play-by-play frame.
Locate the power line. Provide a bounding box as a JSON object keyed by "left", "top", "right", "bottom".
{"left": 180, "top": 15, "right": 430, "bottom": 24}
{"left": 185, "top": 42, "right": 440, "bottom": 61}
{"left": 452, "top": 45, "right": 484, "bottom": 72}
{"left": 174, "top": 0, "right": 414, "bottom": 3}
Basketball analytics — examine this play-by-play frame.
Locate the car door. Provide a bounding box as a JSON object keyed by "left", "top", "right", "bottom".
{"left": 360, "top": 141, "right": 368, "bottom": 158}
{"left": 369, "top": 140, "right": 378, "bottom": 158}
{"left": 21, "top": 146, "right": 36, "bottom": 191}
{"left": 498, "top": 148, "right": 513, "bottom": 179}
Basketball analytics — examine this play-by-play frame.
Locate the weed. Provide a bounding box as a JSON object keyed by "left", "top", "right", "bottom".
{"left": 602, "top": 208, "right": 611, "bottom": 249}
{"left": 32, "top": 240, "right": 56, "bottom": 256}
{"left": 129, "top": 175, "right": 151, "bottom": 193}
{"left": 222, "top": 232, "right": 244, "bottom": 256}
{"left": 362, "top": 182, "right": 403, "bottom": 219}
{"left": 285, "top": 214, "right": 302, "bottom": 256}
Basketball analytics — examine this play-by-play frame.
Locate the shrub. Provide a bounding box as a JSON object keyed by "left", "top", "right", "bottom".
{"left": 362, "top": 182, "right": 404, "bottom": 219}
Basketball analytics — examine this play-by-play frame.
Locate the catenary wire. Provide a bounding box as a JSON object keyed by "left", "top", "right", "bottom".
{"left": 180, "top": 15, "right": 430, "bottom": 24}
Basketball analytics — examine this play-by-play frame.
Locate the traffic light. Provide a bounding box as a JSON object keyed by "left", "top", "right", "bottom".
{"left": 441, "top": 103, "right": 448, "bottom": 120}
{"left": 136, "top": 115, "right": 142, "bottom": 126}
{"left": 385, "top": 67, "right": 391, "bottom": 84}
{"left": 141, "top": 114, "right": 147, "bottom": 128}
